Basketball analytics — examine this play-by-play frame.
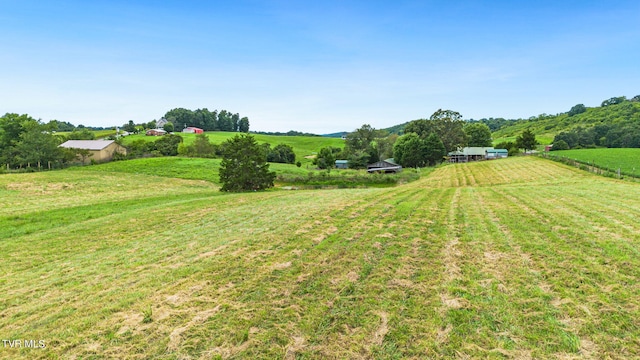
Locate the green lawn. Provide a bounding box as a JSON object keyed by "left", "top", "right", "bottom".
{"left": 2, "top": 157, "right": 639, "bottom": 358}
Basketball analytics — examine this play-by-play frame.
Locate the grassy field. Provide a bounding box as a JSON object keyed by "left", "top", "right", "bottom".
{"left": 64, "top": 157, "right": 418, "bottom": 188}
{"left": 120, "top": 132, "right": 345, "bottom": 166}
{"left": 548, "top": 148, "right": 640, "bottom": 176}
{"left": 1, "top": 156, "right": 639, "bottom": 358}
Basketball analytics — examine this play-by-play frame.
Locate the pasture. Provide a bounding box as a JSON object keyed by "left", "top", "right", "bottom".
{"left": 1, "top": 157, "right": 639, "bottom": 359}
{"left": 549, "top": 148, "right": 640, "bottom": 176}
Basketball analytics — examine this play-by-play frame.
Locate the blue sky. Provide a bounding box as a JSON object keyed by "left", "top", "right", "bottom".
{"left": 1, "top": 1, "right": 639, "bottom": 133}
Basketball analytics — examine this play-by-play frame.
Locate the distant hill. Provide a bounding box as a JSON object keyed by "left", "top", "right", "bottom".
{"left": 382, "top": 122, "right": 409, "bottom": 135}
{"left": 322, "top": 131, "right": 348, "bottom": 138}
{"left": 489, "top": 99, "right": 640, "bottom": 141}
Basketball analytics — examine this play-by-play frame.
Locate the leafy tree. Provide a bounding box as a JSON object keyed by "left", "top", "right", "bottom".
{"left": 123, "top": 120, "right": 137, "bottom": 133}
{"left": 515, "top": 129, "right": 538, "bottom": 152}
{"left": 346, "top": 150, "right": 372, "bottom": 169}
{"left": 404, "top": 109, "right": 468, "bottom": 152}
{"left": 568, "top": 104, "right": 587, "bottom": 116}
{"left": 343, "top": 124, "right": 387, "bottom": 168}
{"left": 231, "top": 113, "right": 240, "bottom": 132}
{"left": 313, "top": 146, "right": 341, "bottom": 169}
{"left": 163, "top": 122, "right": 174, "bottom": 133}
{"left": 267, "top": 143, "right": 296, "bottom": 164}
{"left": 464, "top": 123, "right": 492, "bottom": 147}
{"left": 601, "top": 96, "right": 627, "bottom": 107}
{"left": 219, "top": 134, "right": 276, "bottom": 192}
{"left": 551, "top": 139, "right": 569, "bottom": 150}
{"left": 126, "top": 139, "right": 153, "bottom": 158}
{"left": 424, "top": 132, "right": 447, "bottom": 166}
{"left": 193, "top": 133, "right": 215, "bottom": 157}
{"left": 153, "top": 134, "right": 183, "bottom": 156}
{"left": 393, "top": 133, "right": 427, "bottom": 168}
{"left": 631, "top": 95, "right": 640, "bottom": 102}
{"left": 15, "top": 121, "right": 63, "bottom": 169}
{"left": 494, "top": 141, "right": 519, "bottom": 156}
{"left": 238, "top": 117, "right": 250, "bottom": 132}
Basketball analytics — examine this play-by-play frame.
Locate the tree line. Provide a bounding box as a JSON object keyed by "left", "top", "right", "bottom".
{"left": 314, "top": 109, "right": 498, "bottom": 169}
{"left": 0, "top": 113, "right": 104, "bottom": 170}
{"left": 162, "top": 108, "right": 249, "bottom": 132}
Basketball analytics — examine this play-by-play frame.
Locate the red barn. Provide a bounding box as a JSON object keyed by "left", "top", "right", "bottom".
{"left": 182, "top": 127, "right": 204, "bottom": 134}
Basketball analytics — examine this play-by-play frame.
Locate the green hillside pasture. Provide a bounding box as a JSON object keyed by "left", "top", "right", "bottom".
{"left": 121, "top": 132, "right": 345, "bottom": 165}
{"left": 549, "top": 148, "right": 640, "bottom": 177}
{"left": 2, "top": 157, "right": 640, "bottom": 358}
{"left": 491, "top": 101, "right": 640, "bottom": 142}
{"left": 492, "top": 135, "right": 554, "bottom": 146}
{"left": 67, "top": 157, "right": 223, "bottom": 183}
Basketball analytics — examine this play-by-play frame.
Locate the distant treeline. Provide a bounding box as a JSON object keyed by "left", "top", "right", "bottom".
{"left": 162, "top": 108, "right": 249, "bottom": 132}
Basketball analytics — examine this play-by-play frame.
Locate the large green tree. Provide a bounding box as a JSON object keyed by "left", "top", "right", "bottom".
{"left": 404, "top": 109, "right": 468, "bottom": 152}
{"left": 393, "top": 133, "right": 427, "bottom": 168}
{"left": 1, "top": 113, "right": 68, "bottom": 168}
{"left": 313, "top": 146, "right": 341, "bottom": 169}
{"left": 219, "top": 134, "right": 275, "bottom": 192}
{"left": 464, "top": 123, "right": 492, "bottom": 147}
{"left": 343, "top": 124, "right": 389, "bottom": 168}
{"left": 238, "top": 117, "right": 250, "bottom": 132}
{"left": 153, "top": 134, "right": 183, "bottom": 156}
{"left": 267, "top": 143, "right": 296, "bottom": 164}
{"left": 423, "top": 132, "right": 447, "bottom": 166}
{"left": 15, "top": 121, "right": 63, "bottom": 169}
{"left": 515, "top": 129, "right": 539, "bottom": 153}
{"left": 568, "top": 104, "right": 587, "bottom": 116}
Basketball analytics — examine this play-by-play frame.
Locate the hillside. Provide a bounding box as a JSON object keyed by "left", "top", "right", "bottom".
{"left": 378, "top": 98, "right": 640, "bottom": 145}
{"left": 490, "top": 100, "right": 640, "bottom": 141}
{"left": 2, "top": 157, "right": 640, "bottom": 358}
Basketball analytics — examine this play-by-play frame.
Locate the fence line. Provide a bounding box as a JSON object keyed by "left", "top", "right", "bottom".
{"left": 538, "top": 153, "right": 638, "bottom": 180}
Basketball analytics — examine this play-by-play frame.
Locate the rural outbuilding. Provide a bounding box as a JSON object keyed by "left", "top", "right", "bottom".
{"left": 183, "top": 127, "right": 204, "bottom": 134}
{"left": 485, "top": 149, "right": 508, "bottom": 159}
{"left": 335, "top": 160, "right": 349, "bottom": 169}
{"left": 146, "top": 129, "right": 167, "bottom": 136}
{"left": 367, "top": 159, "right": 402, "bottom": 173}
{"left": 59, "top": 140, "right": 127, "bottom": 164}
{"left": 448, "top": 147, "right": 497, "bottom": 163}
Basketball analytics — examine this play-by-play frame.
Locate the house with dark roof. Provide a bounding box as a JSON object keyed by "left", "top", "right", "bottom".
{"left": 367, "top": 159, "right": 402, "bottom": 173}
{"left": 59, "top": 140, "right": 126, "bottom": 164}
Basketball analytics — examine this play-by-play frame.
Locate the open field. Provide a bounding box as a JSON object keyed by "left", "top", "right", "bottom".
{"left": 1, "top": 157, "right": 639, "bottom": 358}
{"left": 549, "top": 148, "right": 640, "bottom": 176}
